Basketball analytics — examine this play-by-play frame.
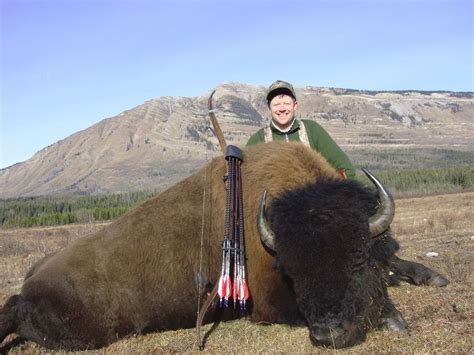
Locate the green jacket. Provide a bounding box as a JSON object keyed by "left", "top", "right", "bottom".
{"left": 246, "top": 119, "right": 355, "bottom": 179}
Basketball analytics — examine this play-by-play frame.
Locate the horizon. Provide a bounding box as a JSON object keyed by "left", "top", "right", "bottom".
{"left": 1, "top": 0, "right": 473, "bottom": 169}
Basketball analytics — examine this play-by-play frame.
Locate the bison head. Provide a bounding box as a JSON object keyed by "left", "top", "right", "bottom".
{"left": 258, "top": 169, "right": 395, "bottom": 348}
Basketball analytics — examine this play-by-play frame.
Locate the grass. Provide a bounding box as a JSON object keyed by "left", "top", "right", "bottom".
{"left": 0, "top": 191, "right": 473, "bottom": 353}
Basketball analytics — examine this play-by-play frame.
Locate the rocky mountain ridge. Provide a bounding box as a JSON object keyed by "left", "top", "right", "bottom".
{"left": 1, "top": 82, "right": 473, "bottom": 198}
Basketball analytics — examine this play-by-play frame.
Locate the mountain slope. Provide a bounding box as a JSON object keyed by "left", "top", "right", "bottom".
{"left": 1, "top": 82, "right": 472, "bottom": 198}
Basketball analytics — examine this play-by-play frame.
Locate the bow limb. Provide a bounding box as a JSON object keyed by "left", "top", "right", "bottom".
{"left": 208, "top": 90, "right": 227, "bottom": 153}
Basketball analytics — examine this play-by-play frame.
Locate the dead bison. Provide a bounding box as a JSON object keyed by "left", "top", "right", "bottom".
{"left": 0, "top": 142, "right": 447, "bottom": 350}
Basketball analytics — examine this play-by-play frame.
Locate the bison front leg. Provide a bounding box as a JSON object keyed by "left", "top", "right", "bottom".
{"left": 249, "top": 266, "right": 303, "bottom": 325}
{"left": 0, "top": 283, "right": 121, "bottom": 351}
{"left": 0, "top": 295, "right": 20, "bottom": 345}
{"left": 389, "top": 256, "right": 449, "bottom": 287}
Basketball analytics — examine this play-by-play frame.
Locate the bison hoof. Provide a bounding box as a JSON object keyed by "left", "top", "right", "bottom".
{"left": 381, "top": 313, "right": 408, "bottom": 332}
{"left": 425, "top": 274, "right": 449, "bottom": 287}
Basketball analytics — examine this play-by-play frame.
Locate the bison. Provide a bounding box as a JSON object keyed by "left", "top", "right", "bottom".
{"left": 0, "top": 142, "right": 447, "bottom": 350}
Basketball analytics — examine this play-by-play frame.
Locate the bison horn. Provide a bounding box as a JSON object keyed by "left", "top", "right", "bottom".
{"left": 362, "top": 168, "right": 395, "bottom": 238}
{"left": 257, "top": 190, "right": 276, "bottom": 252}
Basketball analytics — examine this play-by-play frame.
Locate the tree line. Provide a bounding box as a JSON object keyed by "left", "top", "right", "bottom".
{"left": 1, "top": 166, "right": 472, "bottom": 228}
{"left": 0, "top": 190, "right": 158, "bottom": 228}
{"left": 364, "top": 166, "right": 473, "bottom": 195}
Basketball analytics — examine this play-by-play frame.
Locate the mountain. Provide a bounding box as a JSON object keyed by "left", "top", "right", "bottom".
{"left": 1, "top": 82, "right": 472, "bottom": 198}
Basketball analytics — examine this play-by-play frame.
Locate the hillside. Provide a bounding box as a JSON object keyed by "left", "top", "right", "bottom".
{"left": 1, "top": 82, "right": 472, "bottom": 198}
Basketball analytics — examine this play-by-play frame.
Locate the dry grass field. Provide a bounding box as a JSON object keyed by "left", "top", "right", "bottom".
{"left": 0, "top": 192, "right": 472, "bottom": 353}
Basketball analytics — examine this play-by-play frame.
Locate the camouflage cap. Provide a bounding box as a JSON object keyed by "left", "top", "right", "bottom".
{"left": 266, "top": 80, "right": 297, "bottom": 103}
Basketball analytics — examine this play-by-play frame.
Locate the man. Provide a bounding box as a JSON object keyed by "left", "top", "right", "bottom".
{"left": 247, "top": 80, "right": 355, "bottom": 179}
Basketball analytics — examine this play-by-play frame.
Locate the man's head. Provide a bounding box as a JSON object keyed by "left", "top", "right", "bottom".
{"left": 266, "top": 80, "right": 298, "bottom": 131}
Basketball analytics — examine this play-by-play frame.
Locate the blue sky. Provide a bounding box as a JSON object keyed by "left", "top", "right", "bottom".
{"left": 1, "top": 0, "right": 473, "bottom": 169}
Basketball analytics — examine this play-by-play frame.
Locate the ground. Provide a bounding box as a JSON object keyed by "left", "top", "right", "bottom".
{"left": 0, "top": 192, "right": 472, "bottom": 353}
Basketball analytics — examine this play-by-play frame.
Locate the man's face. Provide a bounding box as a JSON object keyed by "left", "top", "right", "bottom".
{"left": 269, "top": 94, "right": 298, "bottom": 131}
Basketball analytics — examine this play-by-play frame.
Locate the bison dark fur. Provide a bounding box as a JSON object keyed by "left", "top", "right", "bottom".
{"left": 0, "top": 142, "right": 446, "bottom": 350}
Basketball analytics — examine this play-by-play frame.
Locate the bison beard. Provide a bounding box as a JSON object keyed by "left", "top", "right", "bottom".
{"left": 267, "top": 179, "right": 403, "bottom": 348}
{"left": 1, "top": 142, "right": 444, "bottom": 351}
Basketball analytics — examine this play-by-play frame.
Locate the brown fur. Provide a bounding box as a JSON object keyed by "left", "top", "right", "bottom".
{"left": 0, "top": 142, "right": 339, "bottom": 350}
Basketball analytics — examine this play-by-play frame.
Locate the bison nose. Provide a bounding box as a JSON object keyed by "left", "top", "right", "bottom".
{"left": 310, "top": 325, "right": 365, "bottom": 349}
